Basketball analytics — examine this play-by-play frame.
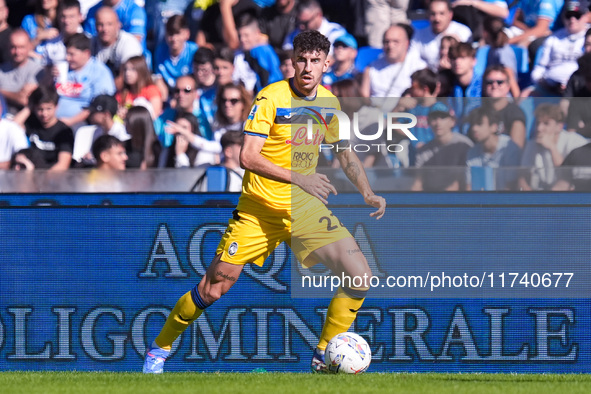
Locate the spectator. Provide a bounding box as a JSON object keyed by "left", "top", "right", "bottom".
{"left": 91, "top": 6, "right": 143, "bottom": 79}
{"left": 553, "top": 141, "right": 591, "bottom": 190}
{"left": 397, "top": 68, "right": 441, "bottom": 166}
{"left": 563, "top": 33, "right": 591, "bottom": 98}
{"left": 54, "top": 33, "right": 116, "bottom": 128}
{"left": 438, "top": 35, "right": 459, "bottom": 71}
{"left": 448, "top": 42, "right": 482, "bottom": 132}
{"left": 25, "top": 84, "right": 74, "bottom": 170}
{"left": 85, "top": 0, "right": 147, "bottom": 46}
{"left": 526, "top": 2, "right": 588, "bottom": 97}
{"left": 91, "top": 133, "right": 127, "bottom": 170}
{"left": 154, "top": 14, "right": 198, "bottom": 100}
{"left": 564, "top": 51, "right": 591, "bottom": 137}
{"left": 0, "top": 29, "right": 43, "bottom": 114}
{"left": 466, "top": 106, "right": 522, "bottom": 190}
{"left": 482, "top": 15, "right": 519, "bottom": 97}
{"left": 451, "top": 0, "right": 509, "bottom": 42}
{"left": 72, "top": 94, "right": 129, "bottom": 166}
{"left": 21, "top": 0, "right": 59, "bottom": 47}
{"left": 364, "top": 0, "right": 410, "bottom": 49}
{"left": 192, "top": 47, "right": 217, "bottom": 129}
{"left": 154, "top": 75, "right": 212, "bottom": 166}
{"left": 116, "top": 56, "right": 162, "bottom": 119}
{"left": 361, "top": 24, "right": 427, "bottom": 102}
{"left": 322, "top": 33, "right": 359, "bottom": 89}
{"left": 214, "top": 46, "right": 236, "bottom": 85}
{"left": 165, "top": 111, "right": 208, "bottom": 168}
{"left": 259, "top": 0, "right": 298, "bottom": 51}
{"left": 233, "top": 13, "right": 283, "bottom": 93}
{"left": 37, "top": 0, "right": 85, "bottom": 68}
{"left": 196, "top": 0, "right": 260, "bottom": 50}
{"left": 145, "top": 0, "right": 193, "bottom": 53}
{"left": 411, "top": 0, "right": 472, "bottom": 71}
{"left": 482, "top": 65, "right": 527, "bottom": 148}
{"left": 211, "top": 82, "right": 251, "bottom": 136}
{"left": 278, "top": 49, "right": 295, "bottom": 79}
{"left": 193, "top": 130, "right": 246, "bottom": 191}
{"left": 520, "top": 103, "right": 588, "bottom": 190}
{"left": 283, "top": 0, "right": 347, "bottom": 54}
{"left": 0, "top": 94, "right": 29, "bottom": 170}
{"left": 0, "top": 0, "right": 12, "bottom": 65}
{"left": 411, "top": 103, "right": 474, "bottom": 191}
{"left": 124, "top": 105, "right": 159, "bottom": 169}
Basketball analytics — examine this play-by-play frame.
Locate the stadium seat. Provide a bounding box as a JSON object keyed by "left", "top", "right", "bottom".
{"left": 206, "top": 166, "right": 229, "bottom": 192}
{"left": 355, "top": 46, "right": 383, "bottom": 72}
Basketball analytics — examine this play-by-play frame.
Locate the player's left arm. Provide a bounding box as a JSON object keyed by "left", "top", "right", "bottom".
{"left": 335, "top": 145, "right": 386, "bottom": 219}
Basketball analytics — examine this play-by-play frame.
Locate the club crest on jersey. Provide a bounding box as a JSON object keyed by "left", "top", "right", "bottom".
{"left": 228, "top": 242, "right": 239, "bottom": 256}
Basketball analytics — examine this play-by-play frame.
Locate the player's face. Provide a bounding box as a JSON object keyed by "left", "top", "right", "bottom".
{"left": 34, "top": 102, "right": 57, "bottom": 127}
{"left": 483, "top": 70, "right": 509, "bottom": 98}
{"left": 214, "top": 58, "right": 234, "bottom": 85}
{"left": 429, "top": 1, "right": 453, "bottom": 35}
{"left": 59, "top": 7, "right": 83, "bottom": 35}
{"left": 292, "top": 50, "right": 329, "bottom": 96}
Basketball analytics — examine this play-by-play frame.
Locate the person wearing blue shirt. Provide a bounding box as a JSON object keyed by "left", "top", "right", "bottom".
{"left": 154, "top": 14, "right": 198, "bottom": 99}
{"left": 322, "top": 33, "right": 359, "bottom": 89}
{"left": 55, "top": 33, "right": 116, "bottom": 127}
{"left": 449, "top": 43, "right": 482, "bottom": 134}
{"left": 84, "top": 0, "right": 147, "bottom": 47}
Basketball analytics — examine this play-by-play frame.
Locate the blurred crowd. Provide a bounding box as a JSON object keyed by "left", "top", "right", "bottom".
{"left": 0, "top": 0, "right": 591, "bottom": 191}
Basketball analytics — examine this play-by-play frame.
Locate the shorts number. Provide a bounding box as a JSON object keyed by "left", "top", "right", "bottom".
{"left": 319, "top": 214, "right": 344, "bottom": 231}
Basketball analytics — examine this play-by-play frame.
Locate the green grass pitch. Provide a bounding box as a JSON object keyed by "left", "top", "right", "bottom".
{"left": 2, "top": 372, "right": 591, "bottom": 394}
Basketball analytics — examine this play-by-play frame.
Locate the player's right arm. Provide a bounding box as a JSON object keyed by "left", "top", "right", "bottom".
{"left": 240, "top": 134, "right": 337, "bottom": 204}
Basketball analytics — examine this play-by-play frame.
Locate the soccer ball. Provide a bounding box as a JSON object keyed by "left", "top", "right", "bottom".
{"left": 325, "top": 332, "right": 372, "bottom": 374}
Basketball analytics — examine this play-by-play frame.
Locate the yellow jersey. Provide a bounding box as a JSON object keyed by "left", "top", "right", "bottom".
{"left": 237, "top": 79, "right": 341, "bottom": 217}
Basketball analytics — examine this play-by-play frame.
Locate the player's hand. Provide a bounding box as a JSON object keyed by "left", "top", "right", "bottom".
{"left": 295, "top": 173, "right": 337, "bottom": 204}
{"left": 364, "top": 194, "right": 386, "bottom": 220}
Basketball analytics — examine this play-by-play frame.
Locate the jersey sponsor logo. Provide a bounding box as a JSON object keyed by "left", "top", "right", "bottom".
{"left": 228, "top": 242, "right": 238, "bottom": 256}
{"left": 56, "top": 82, "right": 83, "bottom": 97}
{"left": 286, "top": 126, "right": 325, "bottom": 146}
{"left": 291, "top": 151, "right": 315, "bottom": 168}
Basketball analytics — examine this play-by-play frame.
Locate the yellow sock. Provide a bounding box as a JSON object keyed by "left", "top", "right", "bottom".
{"left": 155, "top": 291, "right": 203, "bottom": 351}
{"left": 317, "top": 287, "right": 366, "bottom": 351}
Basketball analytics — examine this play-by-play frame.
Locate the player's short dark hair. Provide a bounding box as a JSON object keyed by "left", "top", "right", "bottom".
{"left": 449, "top": 42, "right": 476, "bottom": 59}
{"left": 293, "top": 30, "right": 330, "bottom": 56}
{"left": 58, "top": 0, "right": 81, "bottom": 13}
{"left": 468, "top": 106, "right": 500, "bottom": 126}
{"left": 395, "top": 23, "right": 414, "bottom": 41}
{"left": 65, "top": 33, "right": 91, "bottom": 51}
{"left": 29, "top": 85, "right": 59, "bottom": 107}
{"left": 166, "top": 14, "right": 188, "bottom": 35}
{"left": 221, "top": 130, "right": 244, "bottom": 151}
{"left": 411, "top": 68, "right": 438, "bottom": 94}
{"left": 92, "top": 134, "right": 124, "bottom": 164}
{"left": 193, "top": 47, "right": 215, "bottom": 66}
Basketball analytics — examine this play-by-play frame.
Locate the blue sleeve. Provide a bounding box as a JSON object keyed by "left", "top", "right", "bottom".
{"left": 154, "top": 43, "right": 174, "bottom": 88}
{"left": 248, "top": 45, "right": 283, "bottom": 87}
{"left": 95, "top": 62, "right": 117, "bottom": 95}
{"left": 537, "top": 0, "right": 563, "bottom": 24}
{"left": 124, "top": 5, "right": 147, "bottom": 39}
{"left": 83, "top": 5, "right": 98, "bottom": 36}
{"left": 21, "top": 15, "right": 38, "bottom": 39}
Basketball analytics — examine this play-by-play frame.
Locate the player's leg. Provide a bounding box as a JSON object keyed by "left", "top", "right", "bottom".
{"left": 305, "top": 237, "right": 371, "bottom": 372}
{"left": 143, "top": 254, "right": 244, "bottom": 373}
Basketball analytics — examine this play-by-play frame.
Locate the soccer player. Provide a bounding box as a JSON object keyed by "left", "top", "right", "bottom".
{"left": 142, "top": 30, "right": 386, "bottom": 374}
